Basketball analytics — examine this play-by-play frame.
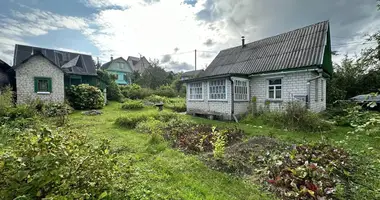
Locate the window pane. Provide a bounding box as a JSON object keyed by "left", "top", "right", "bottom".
{"left": 269, "top": 90, "right": 274, "bottom": 98}
{"left": 276, "top": 89, "right": 281, "bottom": 98}
{"left": 269, "top": 79, "right": 281, "bottom": 85}
{"left": 38, "top": 80, "right": 49, "bottom": 92}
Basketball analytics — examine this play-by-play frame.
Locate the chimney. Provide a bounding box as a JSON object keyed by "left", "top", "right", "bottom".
{"left": 111, "top": 55, "right": 113, "bottom": 61}
{"left": 241, "top": 36, "right": 245, "bottom": 48}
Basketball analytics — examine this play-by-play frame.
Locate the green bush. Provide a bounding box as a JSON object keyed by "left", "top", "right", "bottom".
{"left": 97, "top": 70, "right": 124, "bottom": 102}
{"left": 115, "top": 114, "right": 150, "bottom": 129}
{"left": 258, "top": 102, "right": 332, "bottom": 132}
{"left": 66, "top": 84, "right": 105, "bottom": 110}
{"left": 0, "top": 126, "right": 127, "bottom": 199}
{"left": 0, "top": 86, "right": 13, "bottom": 116}
{"left": 121, "top": 100, "right": 144, "bottom": 110}
{"left": 42, "top": 102, "right": 73, "bottom": 117}
{"left": 119, "top": 84, "right": 152, "bottom": 100}
{"left": 144, "top": 95, "right": 166, "bottom": 103}
{"left": 153, "top": 85, "right": 177, "bottom": 98}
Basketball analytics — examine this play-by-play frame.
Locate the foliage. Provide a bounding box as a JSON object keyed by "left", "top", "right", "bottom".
{"left": 258, "top": 102, "right": 332, "bottom": 132}
{"left": 205, "top": 137, "right": 354, "bottom": 200}
{"left": 66, "top": 84, "right": 105, "bottom": 110}
{"left": 135, "top": 116, "right": 244, "bottom": 155}
{"left": 0, "top": 126, "right": 128, "bottom": 199}
{"left": 97, "top": 70, "right": 124, "bottom": 102}
{"left": 144, "top": 95, "right": 186, "bottom": 112}
{"left": 153, "top": 85, "right": 177, "bottom": 98}
{"left": 0, "top": 86, "right": 13, "bottom": 116}
{"left": 42, "top": 102, "right": 73, "bottom": 117}
{"left": 121, "top": 99, "right": 144, "bottom": 110}
{"left": 120, "top": 84, "right": 152, "bottom": 100}
{"left": 115, "top": 114, "right": 150, "bottom": 129}
{"left": 134, "top": 60, "right": 175, "bottom": 89}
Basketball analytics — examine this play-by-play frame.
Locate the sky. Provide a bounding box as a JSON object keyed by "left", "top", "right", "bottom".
{"left": 0, "top": 0, "right": 379, "bottom": 72}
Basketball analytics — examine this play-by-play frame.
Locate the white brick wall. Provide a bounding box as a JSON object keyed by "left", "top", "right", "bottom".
{"left": 186, "top": 71, "right": 327, "bottom": 120}
{"left": 250, "top": 71, "right": 326, "bottom": 112}
{"left": 15, "top": 55, "right": 65, "bottom": 104}
{"left": 187, "top": 78, "right": 232, "bottom": 120}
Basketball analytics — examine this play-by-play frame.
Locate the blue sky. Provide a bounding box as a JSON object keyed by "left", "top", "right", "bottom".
{"left": 0, "top": 0, "right": 379, "bottom": 71}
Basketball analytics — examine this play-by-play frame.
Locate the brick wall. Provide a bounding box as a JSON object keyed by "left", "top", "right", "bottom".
{"left": 185, "top": 71, "right": 327, "bottom": 120}
{"left": 250, "top": 71, "right": 326, "bottom": 112}
{"left": 15, "top": 55, "right": 65, "bottom": 104}
{"left": 186, "top": 78, "right": 232, "bottom": 120}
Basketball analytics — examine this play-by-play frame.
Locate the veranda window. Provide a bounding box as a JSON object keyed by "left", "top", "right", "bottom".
{"left": 209, "top": 79, "right": 226, "bottom": 100}
{"left": 189, "top": 82, "right": 203, "bottom": 100}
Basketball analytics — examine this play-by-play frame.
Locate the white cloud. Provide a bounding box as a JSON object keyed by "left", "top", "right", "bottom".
{"left": 0, "top": 5, "right": 89, "bottom": 65}
{"left": 85, "top": 0, "right": 228, "bottom": 71}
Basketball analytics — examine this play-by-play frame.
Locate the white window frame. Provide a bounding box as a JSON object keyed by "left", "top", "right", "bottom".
{"left": 267, "top": 78, "right": 282, "bottom": 100}
{"left": 188, "top": 82, "right": 203, "bottom": 100}
{"left": 233, "top": 77, "right": 249, "bottom": 101}
{"left": 208, "top": 79, "right": 228, "bottom": 101}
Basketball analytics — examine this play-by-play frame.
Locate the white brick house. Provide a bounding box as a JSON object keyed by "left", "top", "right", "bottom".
{"left": 14, "top": 53, "right": 65, "bottom": 104}
{"left": 184, "top": 21, "right": 332, "bottom": 120}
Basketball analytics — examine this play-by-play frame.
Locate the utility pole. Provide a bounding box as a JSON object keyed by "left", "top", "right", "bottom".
{"left": 194, "top": 49, "right": 197, "bottom": 71}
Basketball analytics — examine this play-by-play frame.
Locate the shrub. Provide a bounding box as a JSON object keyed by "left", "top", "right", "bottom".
{"left": 42, "top": 102, "right": 73, "bottom": 117}
{"left": 144, "top": 95, "right": 166, "bottom": 103}
{"left": 259, "top": 102, "right": 332, "bottom": 132}
{"left": 0, "top": 126, "right": 127, "bottom": 199}
{"left": 153, "top": 85, "right": 177, "bottom": 98}
{"left": 0, "top": 86, "right": 13, "bottom": 116}
{"left": 66, "top": 84, "right": 105, "bottom": 110}
{"left": 120, "top": 84, "right": 152, "bottom": 99}
{"left": 115, "top": 114, "right": 150, "bottom": 129}
{"left": 121, "top": 100, "right": 144, "bottom": 110}
{"left": 97, "top": 70, "right": 124, "bottom": 102}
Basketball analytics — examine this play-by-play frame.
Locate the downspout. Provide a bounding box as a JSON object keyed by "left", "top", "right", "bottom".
{"left": 228, "top": 77, "right": 238, "bottom": 122}
{"left": 306, "top": 69, "right": 323, "bottom": 109}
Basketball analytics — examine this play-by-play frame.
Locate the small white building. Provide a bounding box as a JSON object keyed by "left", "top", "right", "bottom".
{"left": 183, "top": 21, "right": 333, "bottom": 120}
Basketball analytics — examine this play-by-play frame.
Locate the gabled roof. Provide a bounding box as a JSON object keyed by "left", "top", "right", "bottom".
{"left": 181, "top": 70, "right": 204, "bottom": 78}
{"left": 13, "top": 51, "right": 64, "bottom": 73}
{"left": 199, "top": 21, "right": 330, "bottom": 79}
{"left": 100, "top": 57, "right": 133, "bottom": 72}
{"left": 13, "top": 44, "right": 97, "bottom": 76}
{"left": 127, "top": 56, "right": 140, "bottom": 66}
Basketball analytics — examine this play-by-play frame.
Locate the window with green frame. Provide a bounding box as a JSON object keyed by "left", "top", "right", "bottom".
{"left": 34, "top": 77, "right": 52, "bottom": 93}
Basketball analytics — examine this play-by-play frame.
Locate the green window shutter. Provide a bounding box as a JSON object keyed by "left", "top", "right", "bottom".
{"left": 34, "top": 78, "right": 38, "bottom": 93}
{"left": 48, "top": 78, "right": 52, "bottom": 93}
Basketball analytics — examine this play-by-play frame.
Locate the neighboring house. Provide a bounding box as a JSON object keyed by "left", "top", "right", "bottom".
{"left": 13, "top": 44, "right": 100, "bottom": 104}
{"left": 127, "top": 56, "right": 151, "bottom": 73}
{"left": 183, "top": 21, "right": 333, "bottom": 120}
{"left": 181, "top": 70, "right": 204, "bottom": 81}
{"left": 101, "top": 57, "right": 133, "bottom": 85}
{"left": 0, "top": 59, "right": 15, "bottom": 89}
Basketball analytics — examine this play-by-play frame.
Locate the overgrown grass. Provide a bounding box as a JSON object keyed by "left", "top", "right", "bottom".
{"left": 69, "top": 102, "right": 275, "bottom": 200}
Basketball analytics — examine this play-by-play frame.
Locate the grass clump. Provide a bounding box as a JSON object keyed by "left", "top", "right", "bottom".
{"left": 256, "top": 102, "right": 332, "bottom": 132}
{"left": 121, "top": 99, "right": 144, "bottom": 110}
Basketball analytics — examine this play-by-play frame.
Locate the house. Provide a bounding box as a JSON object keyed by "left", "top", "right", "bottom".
{"left": 101, "top": 56, "right": 133, "bottom": 85}
{"left": 127, "top": 56, "right": 151, "bottom": 73}
{"left": 0, "top": 59, "right": 15, "bottom": 89}
{"left": 181, "top": 70, "right": 204, "bottom": 81}
{"left": 13, "top": 45, "right": 99, "bottom": 104}
{"left": 182, "top": 21, "right": 333, "bottom": 120}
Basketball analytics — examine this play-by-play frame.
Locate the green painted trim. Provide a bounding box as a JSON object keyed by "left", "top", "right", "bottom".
{"left": 249, "top": 65, "right": 320, "bottom": 76}
{"left": 34, "top": 77, "right": 52, "bottom": 93}
{"left": 322, "top": 26, "right": 333, "bottom": 76}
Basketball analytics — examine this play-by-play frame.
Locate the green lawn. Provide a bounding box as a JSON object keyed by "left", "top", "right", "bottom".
{"left": 69, "top": 102, "right": 275, "bottom": 200}
{"left": 69, "top": 102, "right": 380, "bottom": 199}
